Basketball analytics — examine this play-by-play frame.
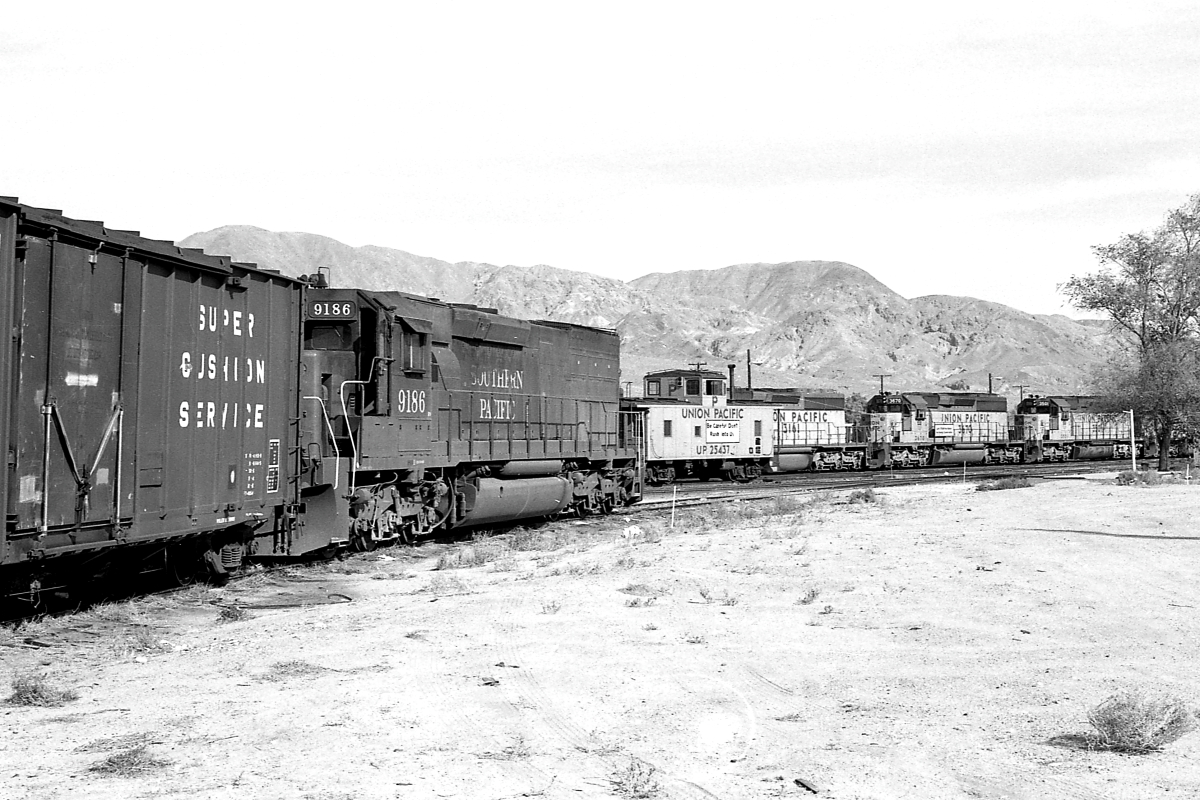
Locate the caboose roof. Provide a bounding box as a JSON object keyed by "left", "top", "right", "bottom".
{"left": 644, "top": 369, "right": 727, "bottom": 381}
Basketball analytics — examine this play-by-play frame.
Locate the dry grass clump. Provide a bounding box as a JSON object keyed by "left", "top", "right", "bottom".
{"left": 977, "top": 476, "right": 1032, "bottom": 491}
{"left": 435, "top": 540, "right": 509, "bottom": 570}
{"left": 541, "top": 599, "right": 562, "bottom": 614}
{"left": 259, "top": 660, "right": 332, "bottom": 682}
{"left": 75, "top": 732, "right": 157, "bottom": 753}
{"left": 88, "top": 745, "right": 170, "bottom": 776}
{"left": 480, "top": 735, "right": 531, "bottom": 761}
{"left": 1087, "top": 688, "right": 1198, "bottom": 751}
{"left": 424, "top": 573, "right": 470, "bottom": 595}
{"left": 217, "top": 605, "right": 251, "bottom": 623}
{"left": 1115, "top": 470, "right": 1181, "bottom": 487}
{"left": 847, "top": 488, "right": 877, "bottom": 505}
{"left": 7, "top": 672, "right": 78, "bottom": 707}
{"left": 119, "top": 626, "right": 171, "bottom": 655}
{"left": 611, "top": 756, "right": 660, "bottom": 798}
{"left": 624, "top": 596, "right": 657, "bottom": 608}
{"left": 797, "top": 587, "right": 820, "bottom": 605}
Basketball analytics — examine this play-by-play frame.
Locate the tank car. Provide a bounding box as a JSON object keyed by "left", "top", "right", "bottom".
{"left": 864, "top": 392, "right": 1016, "bottom": 467}
{"left": 624, "top": 368, "right": 773, "bottom": 484}
{"left": 1013, "top": 395, "right": 1134, "bottom": 462}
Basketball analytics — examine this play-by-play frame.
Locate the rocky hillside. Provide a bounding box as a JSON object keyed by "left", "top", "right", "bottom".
{"left": 179, "top": 227, "right": 1114, "bottom": 397}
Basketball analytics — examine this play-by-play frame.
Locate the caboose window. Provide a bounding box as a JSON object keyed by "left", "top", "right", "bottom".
{"left": 694, "top": 425, "right": 702, "bottom": 437}
{"left": 686, "top": 379, "right": 700, "bottom": 394}
{"left": 705, "top": 380, "right": 723, "bottom": 395}
{"left": 663, "top": 420, "right": 673, "bottom": 438}
{"left": 754, "top": 420, "right": 762, "bottom": 437}
{"left": 647, "top": 380, "right": 660, "bottom": 396}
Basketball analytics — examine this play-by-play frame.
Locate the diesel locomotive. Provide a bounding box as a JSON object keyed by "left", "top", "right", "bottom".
{"left": 626, "top": 368, "right": 1141, "bottom": 484}
{"left": 0, "top": 199, "right": 640, "bottom": 600}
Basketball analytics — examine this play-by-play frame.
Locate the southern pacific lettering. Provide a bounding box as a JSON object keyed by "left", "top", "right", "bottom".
{"left": 470, "top": 368, "right": 524, "bottom": 391}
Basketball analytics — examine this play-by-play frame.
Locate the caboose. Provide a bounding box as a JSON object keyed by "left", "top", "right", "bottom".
{"left": 625, "top": 368, "right": 773, "bottom": 484}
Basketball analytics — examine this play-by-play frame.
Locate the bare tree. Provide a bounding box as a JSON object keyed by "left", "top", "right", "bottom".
{"left": 1062, "top": 194, "right": 1200, "bottom": 469}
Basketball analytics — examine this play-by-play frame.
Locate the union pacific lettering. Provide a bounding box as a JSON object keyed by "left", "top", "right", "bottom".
{"left": 776, "top": 410, "right": 831, "bottom": 423}
{"left": 680, "top": 407, "right": 744, "bottom": 420}
{"left": 932, "top": 412, "right": 991, "bottom": 423}
{"left": 470, "top": 369, "right": 524, "bottom": 391}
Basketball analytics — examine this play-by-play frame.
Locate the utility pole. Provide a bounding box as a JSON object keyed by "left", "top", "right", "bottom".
{"left": 1016, "top": 384, "right": 1028, "bottom": 401}
{"left": 988, "top": 373, "right": 1003, "bottom": 394}
{"left": 872, "top": 373, "right": 891, "bottom": 395}
{"left": 688, "top": 361, "right": 708, "bottom": 373}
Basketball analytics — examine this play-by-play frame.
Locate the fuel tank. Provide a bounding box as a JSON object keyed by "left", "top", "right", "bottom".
{"left": 458, "top": 477, "right": 572, "bottom": 527}
{"left": 930, "top": 443, "right": 987, "bottom": 465}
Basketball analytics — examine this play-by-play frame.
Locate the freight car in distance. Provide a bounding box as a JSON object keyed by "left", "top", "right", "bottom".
{"left": 0, "top": 199, "right": 640, "bottom": 604}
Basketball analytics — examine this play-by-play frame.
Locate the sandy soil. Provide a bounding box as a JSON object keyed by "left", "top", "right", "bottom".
{"left": 3, "top": 475, "right": 1200, "bottom": 800}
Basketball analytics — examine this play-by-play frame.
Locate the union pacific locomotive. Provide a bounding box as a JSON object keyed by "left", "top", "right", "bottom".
{"left": 0, "top": 199, "right": 640, "bottom": 600}
{"left": 625, "top": 368, "right": 1139, "bottom": 484}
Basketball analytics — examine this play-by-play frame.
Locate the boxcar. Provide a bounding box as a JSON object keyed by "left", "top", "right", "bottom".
{"left": 0, "top": 198, "right": 302, "bottom": 594}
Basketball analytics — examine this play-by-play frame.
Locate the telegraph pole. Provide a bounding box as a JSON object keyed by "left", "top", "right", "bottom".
{"left": 1016, "top": 384, "right": 1028, "bottom": 401}
{"left": 872, "top": 373, "right": 891, "bottom": 395}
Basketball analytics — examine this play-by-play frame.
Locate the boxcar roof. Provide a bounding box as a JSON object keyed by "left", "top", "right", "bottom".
{"left": 0, "top": 197, "right": 297, "bottom": 281}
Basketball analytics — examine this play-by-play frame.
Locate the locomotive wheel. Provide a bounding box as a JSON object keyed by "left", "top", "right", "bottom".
{"left": 351, "top": 527, "right": 377, "bottom": 552}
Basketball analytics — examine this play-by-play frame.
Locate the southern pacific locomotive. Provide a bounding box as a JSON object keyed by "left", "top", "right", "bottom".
{"left": 0, "top": 199, "right": 640, "bottom": 599}
{"left": 625, "top": 368, "right": 1138, "bottom": 484}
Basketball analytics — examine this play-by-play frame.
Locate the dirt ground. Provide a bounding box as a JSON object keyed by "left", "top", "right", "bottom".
{"left": 3, "top": 475, "right": 1200, "bottom": 800}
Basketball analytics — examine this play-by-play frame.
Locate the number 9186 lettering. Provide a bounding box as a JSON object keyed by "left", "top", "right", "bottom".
{"left": 397, "top": 389, "right": 427, "bottom": 414}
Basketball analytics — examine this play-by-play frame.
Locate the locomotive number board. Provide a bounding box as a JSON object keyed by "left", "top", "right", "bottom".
{"left": 308, "top": 300, "right": 358, "bottom": 319}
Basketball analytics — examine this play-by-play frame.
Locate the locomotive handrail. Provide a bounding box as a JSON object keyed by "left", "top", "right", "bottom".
{"left": 303, "top": 396, "right": 340, "bottom": 490}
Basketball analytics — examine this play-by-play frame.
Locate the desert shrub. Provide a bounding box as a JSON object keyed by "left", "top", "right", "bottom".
{"left": 7, "top": 673, "right": 78, "bottom": 707}
{"left": 847, "top": 488, "right": 876, "bottom": 504}
{"left": 1087, "top": 688, "right": 1198, "bottom": 751}
{"left": 625, "top": 596, "right": 657, "bottom": 608}
{"left": 88, "top": 745, "right": 170, "bottom": 776}
{"left": 977, "top": 476, "right": 1032, "bottom": 491}
{"left": 611, "top": 756, "right": 660, "bottom": 798}
{"left": 435, "top": 541, "right": 508, "bottom": 570}
{"left": 1115, "top": 470, "right": 1180, "bottom": 487}
{"left": 541, "top": 599, "right": 562, "bottom": 614}
{"left": 797, "top": 587, "right": 820, "bottom": 605}
{"left": 218, "top": 605, "right": 250, "bottom": 623}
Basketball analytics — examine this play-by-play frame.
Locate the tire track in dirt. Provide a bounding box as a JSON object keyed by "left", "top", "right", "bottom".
{"left": 405, "top": 592, "right": 555, "bottom": 798}
{"left": 486, "top": 588, "right": 726, "bottom": 800}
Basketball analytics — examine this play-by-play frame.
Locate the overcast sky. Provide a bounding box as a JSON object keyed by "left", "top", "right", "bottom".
{"left": 5, "top": 2, "right": 1198, "bottom": 315}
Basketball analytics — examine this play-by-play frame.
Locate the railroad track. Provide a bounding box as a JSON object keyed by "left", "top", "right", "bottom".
{"left": 2, "top": 459, "right": 1171, "bottom": 623}
{"left": 634, "top": 459, "right": 1148, "bottom": 512}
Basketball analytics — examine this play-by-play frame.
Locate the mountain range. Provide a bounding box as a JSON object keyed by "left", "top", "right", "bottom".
{"left": 178, "top": 226, "right": 1115, "bottom": 398}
